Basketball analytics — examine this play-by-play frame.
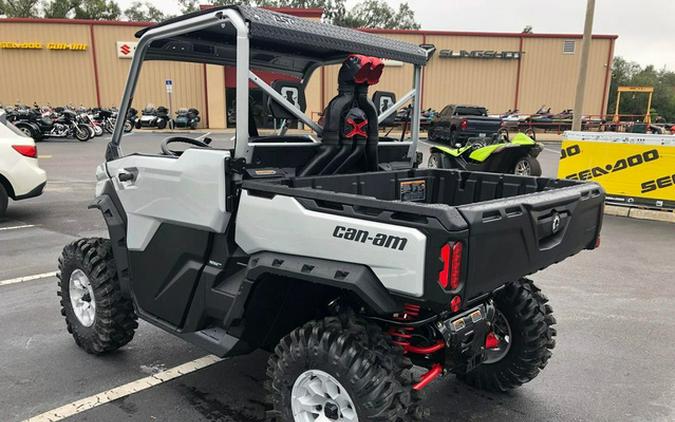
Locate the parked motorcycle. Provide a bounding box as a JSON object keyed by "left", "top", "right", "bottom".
{"left": 135, "top": 105, "right": 169, "bottom": 129}
{"left": 172, "top": 108, "right": 200, "bottom": 129}
{"left": 9, "top": 107, "right": 91, "bottom": 142}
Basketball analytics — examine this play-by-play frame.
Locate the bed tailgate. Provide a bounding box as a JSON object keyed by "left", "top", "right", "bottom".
{"left": 457, "top": 182, "right": 604, "bottom": 300}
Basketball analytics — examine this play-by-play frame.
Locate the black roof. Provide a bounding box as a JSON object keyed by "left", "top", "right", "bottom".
{"left": 136, "top": 6, "right": 428, "bottom": 77}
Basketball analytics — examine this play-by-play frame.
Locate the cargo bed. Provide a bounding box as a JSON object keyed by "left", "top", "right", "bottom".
{"left": 242, "top": 168, "right": 604, "bottom": 305}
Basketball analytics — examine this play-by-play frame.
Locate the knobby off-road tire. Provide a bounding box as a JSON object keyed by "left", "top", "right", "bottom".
{"left": 459, "top": 278, "right": 556, "bottom": 392}
{"left": 57, "top": 238, "right": 138, "bottom": 354}
{"left": 266, "top": 313, "right": 425, "bottom": 421}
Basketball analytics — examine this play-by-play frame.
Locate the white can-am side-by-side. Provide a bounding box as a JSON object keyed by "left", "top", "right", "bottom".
{"left": 57, "top": 6, "right": 604, "bottom": 421}
{"left": 0, "top": 110, "right": 47, "bottom": 217}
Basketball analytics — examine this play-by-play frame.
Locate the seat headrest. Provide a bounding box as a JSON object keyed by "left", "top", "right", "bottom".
{"left": 264, "top": 80, "right": 306, "bottom": 120}
{"left": 339, "top": 55, "right": 384, "bottom": 85}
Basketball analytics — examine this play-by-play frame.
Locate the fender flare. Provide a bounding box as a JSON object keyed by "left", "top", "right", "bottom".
{"left": 246, "top": 251, "right": 400, "bottom": 315}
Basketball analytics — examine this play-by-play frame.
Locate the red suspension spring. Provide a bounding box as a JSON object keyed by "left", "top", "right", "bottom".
{"left": 388, "top": 304, "right": 421, "bottom": 349}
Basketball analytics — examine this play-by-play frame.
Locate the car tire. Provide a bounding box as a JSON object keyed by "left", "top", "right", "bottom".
{"left": 57, "top": 238, "right": 138, "bottom": 354}
{"left": 266, "top": 313, "right": 423, "bottom": 421}
{"left": 458, "top": 278, "right": 556, "bottom": 392}
{"left": 513, "top": 156, "right": 542, "bottom": 176}
{"left": 0, "top": 184, "right": 8, "bottom": 217}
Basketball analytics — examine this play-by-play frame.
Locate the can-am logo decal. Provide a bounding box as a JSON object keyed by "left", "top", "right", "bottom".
{"left": 565, "top": 149, "right": 659, "bottom": 181}
{"left": 332, "top": 226, "right": 408, "bottom": 251}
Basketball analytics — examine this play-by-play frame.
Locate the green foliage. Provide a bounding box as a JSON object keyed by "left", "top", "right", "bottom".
{"left": 0, "top": 0, "right": 41, "bottom": 17}
{"left": 608, "top": 56, "right": 675, "bottom": 122}
{"left": 335, "top": 0, "right": 420, "bottom": 29}
{"left": 192, "top": 0, "right": 418, "bottom": 29}
{"left": 72, "top": 0, "right": 120, "bottom": 19}
{"left": 43, "top": 0, "right": 75, "bottom": 18}
{"left": 124, "top": 0, "right": 169, "bottom": 21}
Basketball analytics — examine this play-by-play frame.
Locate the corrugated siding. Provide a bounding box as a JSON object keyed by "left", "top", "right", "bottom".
{"left": 0, "top": 22, "right": 96, "bottom": 107}
{"left": 93, "top": 25, "right": 206, "bottom": 126}
{"left": 518, "top": 38, "right": 611, "bottom": 116}
{"left": 423, "top": 35, "right": 520, "bottom": 114}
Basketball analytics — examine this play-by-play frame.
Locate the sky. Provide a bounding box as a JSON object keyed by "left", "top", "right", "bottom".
{"left": 119, "top": 0, "right": 675, "bottom": 70}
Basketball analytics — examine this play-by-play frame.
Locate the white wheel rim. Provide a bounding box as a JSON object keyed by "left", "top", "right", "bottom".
{"left": 69, "top": 269, "right": 96, "bottom": 327}
{"left": 291, "top": 369, "right": 358, "bottom": 422}
{"left": 514, "top": 159, "right": 531, "bottom": 175}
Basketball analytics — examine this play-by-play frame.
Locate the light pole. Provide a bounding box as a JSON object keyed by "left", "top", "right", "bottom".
{"left": 572, "top": 0, "right": 596, "bottom": 132}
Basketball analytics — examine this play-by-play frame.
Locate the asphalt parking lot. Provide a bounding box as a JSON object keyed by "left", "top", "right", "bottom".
{"left": 1, "top": 132, "right": 674, "bottom": 422}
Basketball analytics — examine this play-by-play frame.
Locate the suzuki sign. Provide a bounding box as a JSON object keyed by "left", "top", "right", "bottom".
{"left": 117, "top": 41, "right": 137, "bottom": 59}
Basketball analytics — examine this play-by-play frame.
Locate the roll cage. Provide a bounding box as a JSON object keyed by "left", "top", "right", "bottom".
{"left": 107, "top": 5, "right": 430, "bottom": 166}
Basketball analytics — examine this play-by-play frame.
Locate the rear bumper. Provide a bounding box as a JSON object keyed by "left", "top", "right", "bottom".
{"left": 15, "top": 180, "right": 46, "bottom": 200}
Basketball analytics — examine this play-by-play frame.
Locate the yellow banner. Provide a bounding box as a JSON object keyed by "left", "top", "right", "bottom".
{"left": 558, "top": 140, "right": 675, "bottom": 208}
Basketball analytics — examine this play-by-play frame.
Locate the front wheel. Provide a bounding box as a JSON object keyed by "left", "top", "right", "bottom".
{"left": 74, "top": 124, "right": 91, "bottom": 142}
{"left": 57, "top": 238, "right": 138, "bottom": 354}
{"left": 157, "top": 119, "right": 167, "bottom": 130}
{"left": 458, "top": 278, "right": 556, "bottom": 392}
{"left": 513, "top": 156, "right": 542, "bottom": 176}
{"left": 266, "top": 314, "right": 421, "bottom": 421}
{"left": 123, "top": 120, "right": 133, "bottom": 133}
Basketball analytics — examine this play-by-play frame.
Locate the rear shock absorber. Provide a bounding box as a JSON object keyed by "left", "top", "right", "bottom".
{"left": 388, "top": 303, "right": 420, "bottom": 349}
{"left": 387, "top": 304, "right": 446, "bottom": 391}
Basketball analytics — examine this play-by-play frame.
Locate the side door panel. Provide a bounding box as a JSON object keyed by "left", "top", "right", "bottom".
{"left": 106, "top": 149, "right": 231, "bottom": 328}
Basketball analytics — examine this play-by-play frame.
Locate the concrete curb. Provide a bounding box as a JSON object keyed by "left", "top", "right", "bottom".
{"left": 605, "top": 205, "right": 674, "bottom": 223}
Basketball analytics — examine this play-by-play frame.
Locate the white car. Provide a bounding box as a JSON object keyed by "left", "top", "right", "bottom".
{"left": 0, "top": 110, "right": 47, "bottom": 217}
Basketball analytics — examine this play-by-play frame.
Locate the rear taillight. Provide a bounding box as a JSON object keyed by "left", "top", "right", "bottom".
{"left": 438, "top": 241, "right": 463, "bottom": 290}
{"left": 460, "top": 119, "right": 469, "bottom": 130}
{"left": 12, "top": 145, "right": 37, "bottom": 158}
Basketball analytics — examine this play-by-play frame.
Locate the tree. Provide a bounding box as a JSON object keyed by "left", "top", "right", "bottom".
{"left": 42, "top": 0, "right": 76, "bottom": 18}
{"left": 72, "top": 0, "right": 120, "bottom": 20}
{"left": 177, "top": 0, "right": 199, "bottom": 14}
{"left": 0, "top": 0, "right": 40, "bottom": 17}
{"left": 124, "top": 0, "right": 168, "bottom": 21}
{"left": 194, "top": 0, "right": 419, "bottom": 29}
{"left": 607, "top": 56, "right": 675, "bottom": 122}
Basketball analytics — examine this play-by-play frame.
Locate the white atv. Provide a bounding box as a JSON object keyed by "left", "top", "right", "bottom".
{"left": 57, "top": 6, "right": 604, "bottom": 421}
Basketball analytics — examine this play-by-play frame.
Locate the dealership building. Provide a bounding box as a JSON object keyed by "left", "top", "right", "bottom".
{"left": 0, "top": 8, "right": 617, "bottom": 129}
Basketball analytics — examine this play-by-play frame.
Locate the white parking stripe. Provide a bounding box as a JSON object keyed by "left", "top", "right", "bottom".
{"left": 196, "top": 131, "right": 212, "bottom": 140}
{"left": 0, "top": 224, "right": 35, "bottom": 231}
{"left": 24, "top": 355, "right": 222, "bottom": 422}
{"left": 0, "top": 271, "right": 57, "bottom": 287}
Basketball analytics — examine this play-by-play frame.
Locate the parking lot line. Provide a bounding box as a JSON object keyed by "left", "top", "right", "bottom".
{"left": 0, "top": 271, "right": 57, "bottom": 287}
{"left": 23, "top": 355, "right": 222, "bottom": 422}
{"left": 0, "top": 224, "right": 35, "bottom": 231}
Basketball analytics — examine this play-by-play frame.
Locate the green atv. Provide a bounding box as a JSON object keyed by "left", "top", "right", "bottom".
{"left": 427, "top": 132, "right": 543, "bottom": 176}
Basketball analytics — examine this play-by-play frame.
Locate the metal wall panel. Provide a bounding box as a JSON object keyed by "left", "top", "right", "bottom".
{"left": 0, "top": 22, "right": 96, "bottom": 107}
{"left": 423, "top": 35, "right": 520, "bottom": 114}
{"left": 93, "top": 25, "right": 206, "bottom": 124}
{"left": 519, "top": 37, "right": 611, "bottom": 116}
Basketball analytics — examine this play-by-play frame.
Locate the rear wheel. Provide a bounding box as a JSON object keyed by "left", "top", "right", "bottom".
{"left": 458, "top": 278, "right": 556, "bottom": 392}
{"left": 157, "top": 119, "right": 167, "bottom": 130}
{"left": 0, "top": 184, "right": 8, "bottom": 217}
{"left": 123, "top": 120, "right": 133, "bottom": 133}
{"left": 427, "top": 152, "right": 445, "bottom": 169}
{"left": 266, "top": 313, "right": 422, "bottom": 421}
{"left": 524, "top": 128, "right": 536, "bottom": 140}
{"left": 513, "top": 156, "right": 542, "bottom": 176}
{"left": 57, "top": 238, "right": 138, "bottom": 354}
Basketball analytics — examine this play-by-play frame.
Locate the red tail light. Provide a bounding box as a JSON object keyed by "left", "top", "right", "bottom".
{"left": 438, "top": 241, "right": 463, "bottom": 290}
{"left": 450, "top": 242, "right": 463, "bottom": 289}
{"left": 460, "top": 119, "right": 469, "bottom": 130}
{"left": 12, "top": 145, "right": 37, "bottom": 158}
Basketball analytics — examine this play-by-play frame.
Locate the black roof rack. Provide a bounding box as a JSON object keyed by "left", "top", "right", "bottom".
{"left": 136, "top": 5, "right": 428, "bottom": 75}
